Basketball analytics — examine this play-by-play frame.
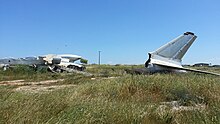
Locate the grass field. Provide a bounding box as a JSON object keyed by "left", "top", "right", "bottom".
{"left": 0, "top": 65, "right": 220, "bottom": 124}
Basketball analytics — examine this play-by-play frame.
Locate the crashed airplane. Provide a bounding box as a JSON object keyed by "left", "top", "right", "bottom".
{"left": 40, "top": 54, "right": 86, "bottom": 72}
{"left": 0, "top": 54, "right": 86, "bottom": 72}
{"left": 128, "top": 32, "right": 220, "bottom": 76}
{"left": 0, "top": 57, "right": 44, "bottom": 70}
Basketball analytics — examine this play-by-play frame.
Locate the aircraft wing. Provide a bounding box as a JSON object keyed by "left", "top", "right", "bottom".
{"left": 155, "top": 64, "right": 220, "bottom": 76}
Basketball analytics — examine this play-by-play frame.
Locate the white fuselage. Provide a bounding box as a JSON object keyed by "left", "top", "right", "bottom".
{"left": 41, "top": 54, "right": 84, "bottom": 69}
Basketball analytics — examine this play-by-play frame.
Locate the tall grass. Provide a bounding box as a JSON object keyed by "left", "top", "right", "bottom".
{"left": 0, "top": 65, "right": 220, "bottom": 123}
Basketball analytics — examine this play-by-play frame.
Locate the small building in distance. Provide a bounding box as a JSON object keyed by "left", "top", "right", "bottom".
{"left": 193, "top": 63, "right": 210, "bottom": 67}
{"left": 212, "top": 65, "right": 220, "bottom": 67}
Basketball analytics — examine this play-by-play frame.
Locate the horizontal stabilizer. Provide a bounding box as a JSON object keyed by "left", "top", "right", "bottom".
{"left": 180, "top": 67, "right": 220, "bottom": 76}
{"left": 155, "top": 64, "right": 220, "bottom": 76}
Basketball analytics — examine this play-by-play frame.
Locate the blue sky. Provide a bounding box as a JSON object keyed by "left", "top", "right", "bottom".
{"left": 0, "top": 0, "right": 220, "bottom": 65}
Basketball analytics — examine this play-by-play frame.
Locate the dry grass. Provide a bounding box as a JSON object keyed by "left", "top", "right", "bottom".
{"left": 0, "top": 65, "right": 220, "bottom": 123}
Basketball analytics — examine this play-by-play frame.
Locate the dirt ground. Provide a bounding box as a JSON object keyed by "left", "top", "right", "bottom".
{"left": 0, "top": 76, "right": 119, "bottom": 93}
{"left": 0, "top": 79, "right": 76, "bottom": 93}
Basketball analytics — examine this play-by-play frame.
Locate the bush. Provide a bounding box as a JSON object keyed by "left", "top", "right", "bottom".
{"left": 80, "top": 58, "right": 88, "bottom": 64}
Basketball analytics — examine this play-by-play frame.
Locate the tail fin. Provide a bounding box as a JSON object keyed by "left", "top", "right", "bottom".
{"left": 151, "top": 32, "right": 197, "bottom": 61}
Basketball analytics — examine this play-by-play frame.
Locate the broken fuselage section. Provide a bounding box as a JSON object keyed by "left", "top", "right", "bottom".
{"left": 40, "top": 54, "right": 86, "bottom": 72}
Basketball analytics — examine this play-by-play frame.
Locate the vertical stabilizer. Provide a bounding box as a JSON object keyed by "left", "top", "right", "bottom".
{"left": 151, "top": 32, "right": 197, "bottom": 61}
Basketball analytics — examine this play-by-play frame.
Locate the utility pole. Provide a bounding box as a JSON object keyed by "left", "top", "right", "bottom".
{"left": 98, "top": 51, "right": 101, "bottom": 65}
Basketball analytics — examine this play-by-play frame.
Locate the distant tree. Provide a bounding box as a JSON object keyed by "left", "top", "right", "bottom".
{"left": 80, "top": 58, "right": 88, "bottom": 64}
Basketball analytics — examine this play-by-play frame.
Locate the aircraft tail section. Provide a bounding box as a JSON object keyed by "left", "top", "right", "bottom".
{"left": 151, "top": 32, "right": 197, "bottom": 61}
{"left": 144, "top": 32, "right": 220, "bottom": 76}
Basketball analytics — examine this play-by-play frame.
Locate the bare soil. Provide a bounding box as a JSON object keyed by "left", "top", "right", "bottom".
{"left": 0, "top": 79, "right": 76, "bottom": 93}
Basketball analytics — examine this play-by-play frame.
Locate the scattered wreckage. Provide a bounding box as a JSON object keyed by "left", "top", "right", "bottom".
{"left": 0, "top": 54, "right": 87, "bottom": 73}
{"left": 1, "top": 32, "right": 219, "bottom": 76}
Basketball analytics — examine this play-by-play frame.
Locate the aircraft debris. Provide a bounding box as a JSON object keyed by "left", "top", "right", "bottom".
{"left": 127, "top": 32, "right": 220, "bottom": 76}
{"left": 0, "top": 54, "right": 88, "bottom": 73}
